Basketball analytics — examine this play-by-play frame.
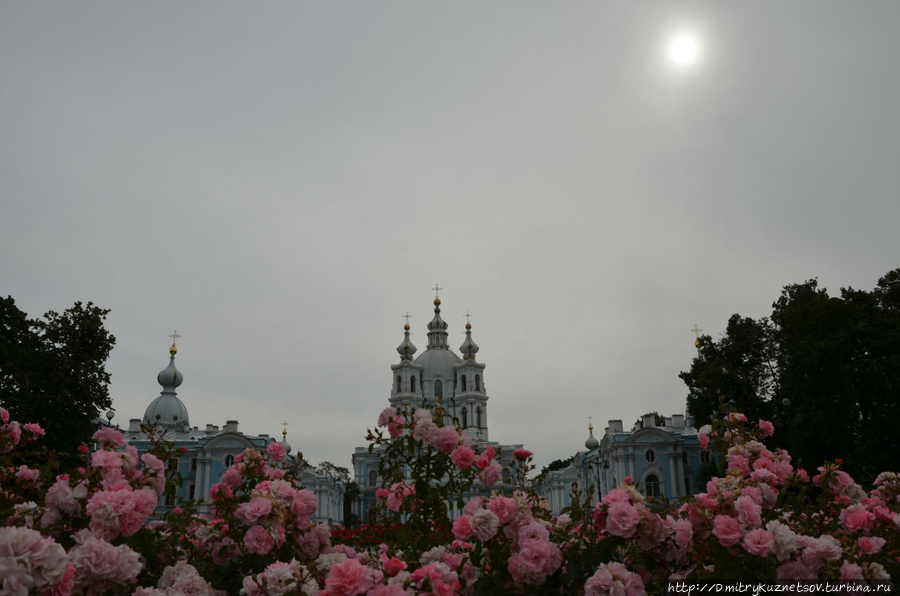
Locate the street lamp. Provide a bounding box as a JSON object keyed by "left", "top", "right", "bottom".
{"left": 105, "top": 409, "right": 116, "bottom": 427}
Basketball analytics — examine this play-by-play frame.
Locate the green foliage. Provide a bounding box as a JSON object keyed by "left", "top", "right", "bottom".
{"left": 0, "top": 297, "right": 115, "bottom": 466}
{"left": 681, "top": 269, "right": 900, "bottom": 485}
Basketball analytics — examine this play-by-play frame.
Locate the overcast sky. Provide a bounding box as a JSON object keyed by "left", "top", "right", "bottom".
{"left": 2, "top": 3, "right": 899, "bottom": 473}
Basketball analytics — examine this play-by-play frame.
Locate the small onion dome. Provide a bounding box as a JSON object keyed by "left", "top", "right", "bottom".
{"left": 397, "top": 323, "right": 417, "bottom": 360}
{"left": 427, "top": 299, "right": 448, "bottom": 331}
{"left": 157, "top": 352, "right": 183, "bottom": 389}
{"left": 282, "top": 436, "right": 292, "bottom": 455}
{"left": 585, "top": 423, "right": 600, "bottom": 450}
{"left": 459, "top": 322, "right": 479, "bottom": 360}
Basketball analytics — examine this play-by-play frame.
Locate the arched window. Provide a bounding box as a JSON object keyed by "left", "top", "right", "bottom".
{"left": 645, "top": 473, "right": 661, "bottom": 498}
{"left": 475, "top": 375, "right": 481, "bottom": 391}
{"left": 461, "top": 407, "right": 468, "bottom": 429}
{"left": 461, "top": 375, "right": 467, "bottom": 392}
{"left": 434, "top": 380, "right": 443, "bottom": 398}
{"left": 368, "top": 470, "right": 377, "bottom": 487}
{"left": 224, "top": 454, "right": 234, "bottom": 468}
{"left": 396, "top": 376, "right": 402, "bottom": 393}
{"left": 476, "top": 407, "right": 482, "bottom": 428}
{"left": 410, "top": 376, "right": 417, "bottom": 392}
{"left": 645, "top": 449, "right": 656, "bottom": 463}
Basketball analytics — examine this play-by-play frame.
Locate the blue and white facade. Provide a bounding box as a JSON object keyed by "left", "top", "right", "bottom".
{"left": 538, "top": 413, "right": 710, "bottom": 515}
{"left": 121, "top": 341, "right": 344, "bottom": 524}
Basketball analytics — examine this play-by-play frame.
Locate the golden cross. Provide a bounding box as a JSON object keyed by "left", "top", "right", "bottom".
{"left": 403, "top": 312, "right": 412, "bottom": 324}
{"left": 691, "top": 324, "right": 702, "bottom": 339}
{"left": 169, "top": 330, "right": 181, "bottom": 345}
{"left": 432, "top": 284, "right": 442, "bottom": 299}
{"left": 464, "top": 311, "right": 472, "bottom": 324}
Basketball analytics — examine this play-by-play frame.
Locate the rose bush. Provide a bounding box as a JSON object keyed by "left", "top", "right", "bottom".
{"left": 1, "top": 402, "right": 898, "bottom": 595}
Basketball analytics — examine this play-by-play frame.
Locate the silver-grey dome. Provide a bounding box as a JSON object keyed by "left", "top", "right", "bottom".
{"left": 144, "top": 394, "right": 190, "bottom": 428}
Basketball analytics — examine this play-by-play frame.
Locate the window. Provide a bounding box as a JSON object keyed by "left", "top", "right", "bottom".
{"left": 168, "top": 458, "right": 179, "bottom": 470}
{"left": 461, "top": 407, "right": 468, "bottom": 429}
{"left": 434, "top": 380, "right": 443, "bottom": 398}
{"left": 700, "top": 450, "right": 711, "bottom": 464}
{"left": 368, "top": 470, "right": 377, "bottom": 487}
{"left": 396, "top": 376, "right": 402, "bottom": 393}
{"left": 645, "top": 473, "right": 661, "bottom": 498}
{"left": 502, "top": 468, "right": 511, "bottom": 483}
{"left": 191, "top": 458, "right": 197, "bottom": 471}
{"left": 476, "top": 407, "right": 482, "bottom": 428}
{"left": 224, "top": 454, "right": 234, "bottom": 468}
{"left": 461, "top": 375, "right": 467, "bottom": 392}
{"left": 475, "top": 375, "right": 481, "bottom": 391}
{"left": 410, "top": 376, "right": 417, "bottom": 392}
{"left": 645, "top": 449, "right": 656, "bottom": 463}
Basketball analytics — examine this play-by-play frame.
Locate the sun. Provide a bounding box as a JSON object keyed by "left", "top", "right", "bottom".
{"left": 668, "top": 35, "right": 699, "bottom": 66}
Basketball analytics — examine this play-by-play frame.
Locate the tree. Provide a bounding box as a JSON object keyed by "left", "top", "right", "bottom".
{"left": 315, "top": 460, "right": 351, "bottom": 484}
{"left": 632, "top": 411, "right": 667, "bottom": 430}
{"left": 680, "top": 315, "right": 779, "bottom": 429}
{"left": 680, "top": 270, "right": 900, "bottom": 485}
{"left": 0, "top": 297, "right": 116, "bottom": 461}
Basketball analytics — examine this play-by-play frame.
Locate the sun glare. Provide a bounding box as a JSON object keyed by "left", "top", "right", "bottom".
{"left": 668, "top": 35, "right": 699, "bottom": 66}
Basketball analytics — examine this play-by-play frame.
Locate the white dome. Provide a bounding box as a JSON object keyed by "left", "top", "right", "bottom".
{"left": 143, "top": 394, "right": 189, "bottom": 428}
{"left": 414, "top": 348, "right": 461, "bottom": 385}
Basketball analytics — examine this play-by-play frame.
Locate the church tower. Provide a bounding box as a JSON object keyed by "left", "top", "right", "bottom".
{"left": 389, "top": 292, "right": 490, "bottom": 442}
{"left": 142, "top": 332, "right": 190, "bottom": 430}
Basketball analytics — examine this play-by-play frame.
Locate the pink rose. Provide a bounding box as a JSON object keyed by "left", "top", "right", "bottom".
{"left": 712, "top": 514, "right": 742, "bottom": 547}
{"left": 743, "top": 528, "right": 774, "bottom": 557}
{"left": 71, "top": 536, "right": 143, "bottom": 591}
{"left": 432, "top": 425, "right": 461, "bottom": 454}
{"left": 325, "top": 558, "right": 375, "bottom": 596}
{"left": 452, "top": 515, "right": 474, "bottom": 540}
{"left": 378, "top": 407, "right": 397, "bottom": 427}
{"left": 92, "top": 426, "right": 126, "bottom": 449}
{"left": 266, "top": 441, "right": 287, "bottom": 462}
{"left": 758, "top": 419, "right": 774, "bottom": 436}
{"left": 380, "top": 554, "right": 408, "bottom": 576}
{"left": 858, "top": 536, "right": 886, "bottom": 554}
{"left": 470, "top": 508, "right": 500, "bottom": 542}
{"left": 840, "top": 504, "right": 875, "bottom": 534}
{"left": 487, "top": 496, "right": 518, "bottom": 526}
{"left": 86, "top": 488, "right": 158, "bottom": 540}
{"left": 451, "top": 446, "right": 476, "bottom": 470}
{"left": 840, "top": 561, "right": 864, "bottom": 580}
{"left": 243, "top": 525, "right": 275, "bottom": 555}
{"left": 734, "top": 495, "right": 762, "bottom": 528}
{"left": 235, "top": 497, "right": 273, "bottom": 526}
{"left": 476, "top": 446, "right": 496, "bottom": 470}
{"left": 478, "top": 460, "right": 502, "bottom": 487}
{"left": 23, "top": 422, "right": 45, "bottom": 437}
{"left": 512, "top": 449, "right": 533, "bottom": 460}
{"left": 0, "top": 527, "right": 70, "bottom": 593}
{"left": 605, "top": 501, "right": 641, "bottom": 538}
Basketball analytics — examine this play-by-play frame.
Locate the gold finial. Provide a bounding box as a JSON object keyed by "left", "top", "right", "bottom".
{"left": 691, "top": 324, "right": 702, "bottom": 348}
{"left": 588, "top": 416, "right": 593, "bottom": 431}
{"left": 464, "top": 311, "right": 472, "bottom": 330}
{"left": 169, "top": 330, "right": 181, "bottom": 354}
{"left": 282, "top": 420, "right": 288, "bottom": 437}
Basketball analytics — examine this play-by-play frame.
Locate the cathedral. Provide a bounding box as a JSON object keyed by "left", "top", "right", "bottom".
{"left": 351, "top": 292, "right": 525, "bottom": 523}
{"left": 120, "top": 337, "right": 344, "bottom": 524}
